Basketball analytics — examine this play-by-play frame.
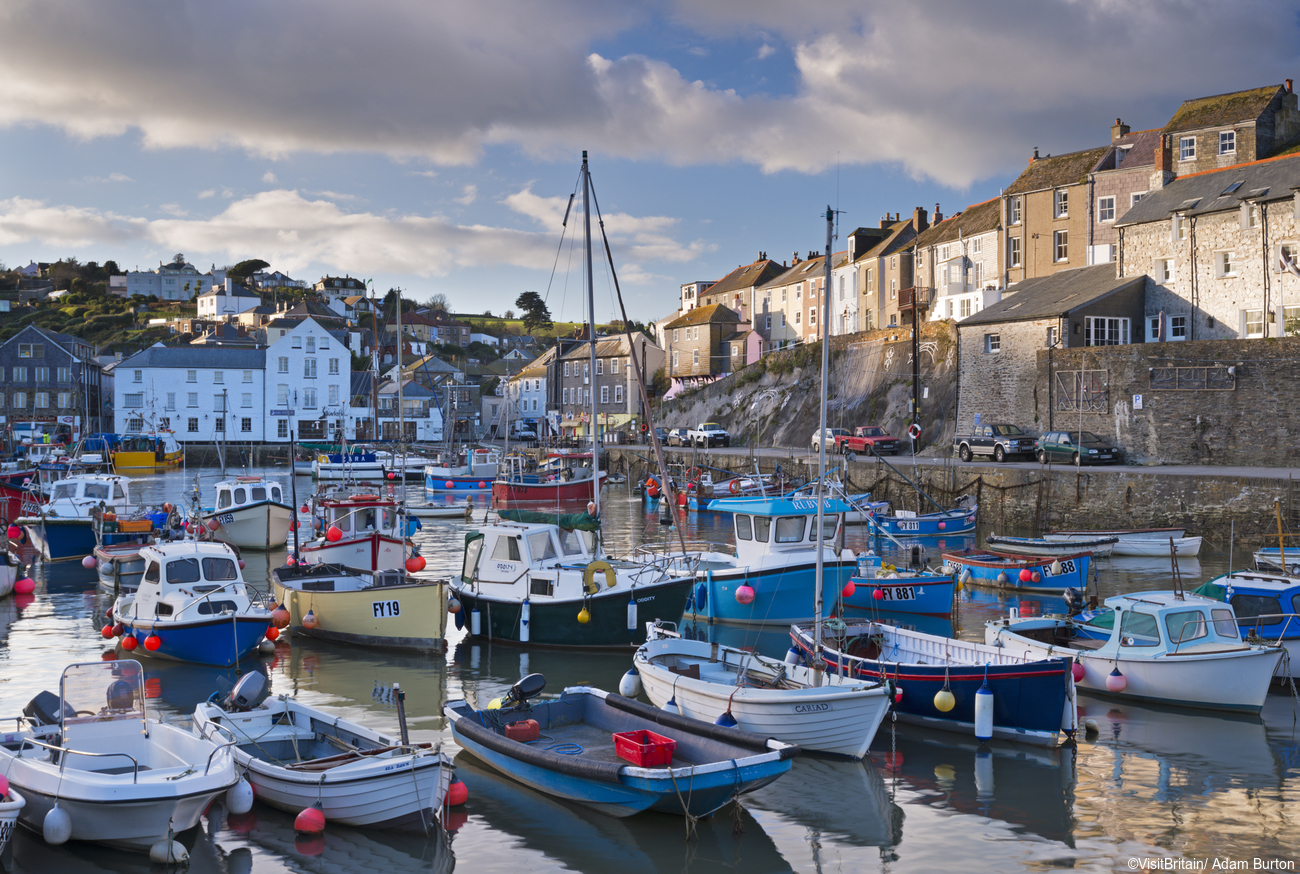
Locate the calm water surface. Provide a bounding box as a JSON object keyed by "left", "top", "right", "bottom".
{"left": 1, "top": 466, "right": 1298, "bottom": 873}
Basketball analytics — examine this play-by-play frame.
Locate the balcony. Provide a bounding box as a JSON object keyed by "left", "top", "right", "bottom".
{"left": 899, "top": 287, "right": 930, "bottom": 312}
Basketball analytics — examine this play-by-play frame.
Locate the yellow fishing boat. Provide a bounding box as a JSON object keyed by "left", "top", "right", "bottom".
{"left": 113, "top": 433, "right": 183, "bottom": 469}
{"left": 271, "top": 563, "right": 447, "bottom": 651}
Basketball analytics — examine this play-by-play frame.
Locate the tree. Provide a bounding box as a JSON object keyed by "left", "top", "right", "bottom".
{"left": 425, "top": 293, "right": 450, "bottom": 314}
{"left": 515, "top": 291, "right": 552, "bottom": 334}
{"left": 103, "top": 260, "right": 121, "bottom": 276}
{"left": 228, "top": 259, "right": 269, "bottom": 281}
{"left": 504, "top": 309, "right": 515, "bottom": 320}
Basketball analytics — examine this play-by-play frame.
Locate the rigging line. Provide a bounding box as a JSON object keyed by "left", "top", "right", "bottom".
{"left": 540, "top": 190, "right": 579, "bottom": 309}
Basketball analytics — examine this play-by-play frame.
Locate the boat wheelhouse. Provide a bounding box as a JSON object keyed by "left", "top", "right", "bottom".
{"left": 203, "top": 476, "right": 294, "bottom": 550}
{"left": 424, "top": 446, "right": 500, "bottom": 492}
{"left": 300, "top": 492, "right": 411, "bottom": 572}
{"left": 17, "top": 473, "right": 137, "bottom": 561}
{"left": 112, "top": 433, "right": 182, "bottom": 470}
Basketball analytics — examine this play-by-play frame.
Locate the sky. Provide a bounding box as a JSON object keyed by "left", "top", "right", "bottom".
{"left": 2, "top": 0, "right": 1299, "bottom": 327}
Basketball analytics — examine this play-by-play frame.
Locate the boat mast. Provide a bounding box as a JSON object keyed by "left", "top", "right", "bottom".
{"left": 369, "top": 280, "right": 381, "bottom": 444}
{"left": 582, "top": 151, "right": 601, "bottom": 515}
{"left": 814, "top": 205, "right": 833, "bottom": 683}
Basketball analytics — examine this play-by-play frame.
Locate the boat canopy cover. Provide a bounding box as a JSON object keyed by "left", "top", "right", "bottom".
{"left": 497, "top": 509, "right": 601, "bottom": 531}
{"left": 705, "top": 496, "right": 851, "bottom": 516}
{"left": 1192, "top": 580, "right": 1226, "bottom": 601}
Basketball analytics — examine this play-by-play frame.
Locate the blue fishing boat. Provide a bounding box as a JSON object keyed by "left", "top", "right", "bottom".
{"left": 941, "top": 548, "right": 1092, "bottom": 593}
{"left": 110, "top": 541, "right": 271, "bottom": 666}
{"left": 16, "top": 473, "right": 139, "bottom": 561}
{"left": 1195, "top": 570, "right": 1300, "bottom": 678}
{"left": 424, "top": 446, "right": 500, "bottom": 492}
{"left": 870, "top": 504, "right": 977, "bottom": 537}
{"left": 444, "top": 676, "right": 797, "bottom": 818}
{"left": 842, "top": 553, "right": 957, "bottom": 616}
{"left": 668, "top": 496, "right": 856, "bottom": 626}
{"left": 790, "top": 618, "right": 1074, "bottom": 747}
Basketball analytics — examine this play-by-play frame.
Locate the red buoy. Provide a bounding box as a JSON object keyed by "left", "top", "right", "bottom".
{"left": 405, "top": 555, "right": 426, "bottom": 574}
{"left": 122, "top": 635, "right": 138, "bottom": 651}
{"left": 326, "top": 526, "right": 343, "bottom": 542}
{"left": 1071, "top": 661, "right": 1086, "bottom": 682}
{"left": 271, "top": 606, "right": 291, "bottom": 629}
{"left": 144, "top": 634, "right": 162, "bottom": 651}
{"left": 387, "top": 472, "right": 396, "bottom": 480}
{"left": 872, "top": 588, "right": 885, "bottom": 600}
{"left": 294, "top": 806, "right": 326, "bottom": 835}
{"left": 445, "top": 480, "right": 455, "bottom": 489}
{"left": 444, "top": 779, "right": 469, "bottom": 806}
{"left": 265, "top": 626, "right": 280, "bottom": 641}
{"left": 14, "top": 578, "right": 34, "bottom": 595}
{"left": 101, "top": 625, "right": 114, "bottom": 639}
{"left": 1018, "top": 569, "right": 1032, "bottom": 583}
{"left": 842, "top": 581, "right": 856, "bottom": 598}
{"left": 735, "top": 584, "right": 755, "bottom": 605}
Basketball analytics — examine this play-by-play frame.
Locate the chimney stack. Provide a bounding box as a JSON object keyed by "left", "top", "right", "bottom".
{"left": 1112, "top": 118, "right": 1130, "bottom": 141}
{"left": 934, "top": 203, "right": 943, "bottom": 224}
{"left": 913, "top": 206, "right": 929, "bottom": 233}
{"left": 792, "top": 251, "right": 800, "bottom": 265}
{"left": 1030, "top": 147, "right": 1039, "bottom": 164}
{"left": 1288, "top": 79, "right": 1294, "bottom": 94}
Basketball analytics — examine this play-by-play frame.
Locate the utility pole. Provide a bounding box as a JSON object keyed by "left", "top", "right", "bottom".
{"left": 911, "top": 250, "right": 921, "bottom": 453}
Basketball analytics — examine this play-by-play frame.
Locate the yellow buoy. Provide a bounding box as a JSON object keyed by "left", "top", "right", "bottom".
{"left": 577, "top": 608, "right": 591, "bottom": 624}
{"left": 487, "top": 697, "right": 503, "bottom": 709}
{"left": 933, "top": 688, "right": 956, "bottom": 712}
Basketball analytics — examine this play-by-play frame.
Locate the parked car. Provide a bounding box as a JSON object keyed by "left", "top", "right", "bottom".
{"left": 953, "top": 424, "right": 1037, "bottom": 462}
{"left": 1035, "top": 430, "right": 1123, "bottom": 465}
{"left": 687, "top": 423, "right": 731, "bottom": 448}
{"left": 838, "top": 426, "right": 901, "bottom": 456}
{"left": 667, "top": 428, "right": 690, "bottom": 447}
{"left": 649, "top": 427, "right": 668, "bottom": 445}
{"left": 811, "top": 428, "right": 849, "bottom": 451}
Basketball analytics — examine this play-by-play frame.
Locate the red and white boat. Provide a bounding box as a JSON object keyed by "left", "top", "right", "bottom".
{"left": 299, "top": 491, "right": 412, "bottom": 572}
{"left": 491, "top": 452, "right": 606, "bottom": 509}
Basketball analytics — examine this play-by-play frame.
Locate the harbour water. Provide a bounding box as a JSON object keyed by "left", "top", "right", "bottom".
{"left": 1, "top": 466, "right": 1298, "bottom": 873}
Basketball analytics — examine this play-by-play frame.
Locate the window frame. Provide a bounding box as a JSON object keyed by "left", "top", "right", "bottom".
{"left": 1097, "top": 195, "right": 1116, "bottom": 223}
{"left": 1179, "top": 136, "right": 1196, "bottom": 162}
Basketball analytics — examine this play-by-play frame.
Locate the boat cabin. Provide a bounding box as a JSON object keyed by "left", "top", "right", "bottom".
{"left": 462, "top": 522, "right": 598, "bottom": 586}
{"left": 1071, "top": 592, "right": 1245, "bottom": 655}
{"left": 1217, "top": 572, "right": 1300, "bottom": 639}
{"left": 46, "top": 473, "right": 133, "bottom": 514}
{"left": 132, "top": 542, "right": 247, "bottom": 618}
{"left": 215, "top": 476, "right": 286, "bottom": 511}
{"left": 711, "top": 497, "right": 846, "bottom": 562}
{"left": 319, "top": 495, "right": 402, "bottom": 539}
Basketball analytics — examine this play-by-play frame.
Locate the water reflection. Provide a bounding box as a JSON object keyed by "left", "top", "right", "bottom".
{"left": 745, "top": 758, "right": 903, "bottom": 848}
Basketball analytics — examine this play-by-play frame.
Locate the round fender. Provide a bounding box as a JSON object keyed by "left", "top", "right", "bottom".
{"left": 729, "top": 479, "right": 742, "bottom": 495}
{"left": 584, "top": 560, "right": 616, "bottom": 595}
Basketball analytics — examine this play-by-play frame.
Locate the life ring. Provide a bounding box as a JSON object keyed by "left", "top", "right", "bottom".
{"left": 352, "top": 493, "right": 379, "bottom": 501}
{"left": 729, "top": 479, "right": 742, "bottom": 495}
{"left": 318, "top": 455, "right": 330, "bottom": 465}
{"left": 907, "top": 423, "right": 922, "bottom": 440}
{"left": 583, "top": 560, "right": 616, "bottom": 595}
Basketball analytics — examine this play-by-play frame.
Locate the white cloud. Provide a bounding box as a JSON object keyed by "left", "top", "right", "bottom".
{"left": 0, "top": 1, "right": 1296, "bottom": 187}
{"left": 197, "top": 189, "right": 217, "bottom": 199}
{"left": 454, "top": 184, "right": 477, "bottom": 205}
{"left": 81, "top": 172, "right": 134, "bottom": 184}
{"left": 756, "top": 44, "right": 776, "bottom": 60}
{"left": 159, "top": 203, "right": 188, "bottom": 217}
{"left": 262, "top": 172, "right": 278, "bottom": 184}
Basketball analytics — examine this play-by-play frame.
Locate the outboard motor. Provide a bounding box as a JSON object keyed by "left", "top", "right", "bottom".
{"left": 500, "top": 673, "right": 546, "bottom": 710}
{"left": 1063, "top": 587, "right": 1084, "bottom": 615}
{"left": 23, "top": 691, "right": 75, "bottom": 727}
{"left": 214, "top": 672, "right": 270, "bottom": 712}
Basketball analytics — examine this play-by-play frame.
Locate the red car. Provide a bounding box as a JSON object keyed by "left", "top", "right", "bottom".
{"left": 836, "top": 426, "right": 901, "bottom": 455}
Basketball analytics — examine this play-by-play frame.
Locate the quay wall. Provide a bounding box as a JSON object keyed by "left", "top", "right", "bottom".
{"left": 599, "top": 447, "right": 1299, "bottom": 546}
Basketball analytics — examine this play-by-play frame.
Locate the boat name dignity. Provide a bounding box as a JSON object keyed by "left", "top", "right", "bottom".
{"left": 794, "top": 702, "right": 831, "bottom": 713}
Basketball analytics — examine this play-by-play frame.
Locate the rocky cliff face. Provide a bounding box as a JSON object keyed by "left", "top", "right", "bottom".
{"left": 655, "top": 322, "right": 959, "bottom": 452}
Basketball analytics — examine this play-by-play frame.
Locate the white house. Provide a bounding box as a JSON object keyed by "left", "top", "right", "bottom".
{"left": 117, "top": 255, "right": 225, "bottom": 301}
{"left": 196, "top": 279, "right": 262, "bottom": 319}
{"left": 115, "top": 345, "right": 267, "bottom": 441}
{"left": 264, "top": 318, "right": 352, "bottom": 443}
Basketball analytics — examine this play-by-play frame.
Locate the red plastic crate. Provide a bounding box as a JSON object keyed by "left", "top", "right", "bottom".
{"left": 612, "top": 729, "right": 675, "bottom": 767}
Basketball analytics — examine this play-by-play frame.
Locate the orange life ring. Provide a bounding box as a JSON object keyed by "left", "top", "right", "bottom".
{"left": 729, "top": 479, "right": 741, "bottom": 495}
{"left": 352, "top": 493, "right": 379, "bottom": 501}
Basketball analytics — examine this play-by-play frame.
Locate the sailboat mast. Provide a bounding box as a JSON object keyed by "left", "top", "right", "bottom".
{"left": 814, "top": 205, "right": 833, "bottom": 678}
{"left": 396, "top": 287, "right": 405, "bottom": 447}
{"left": 369, "top": 281, "right": 381, "bottom": 443}
{"left": 582, "top": 151, "right": 601, "bottom": 515}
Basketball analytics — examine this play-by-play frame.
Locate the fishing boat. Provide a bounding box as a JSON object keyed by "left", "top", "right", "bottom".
{"left": 1193, "top": 570, "right": 1300, "bottom": 678}
{"left": 941, "top": 548, "right": 1092, "bottom": 593}
{"left": 0, "top": 549, "right": 21, "bottom": 597}
{"left": 110, "top": 541, "right": 271, "bottom": 666}
{"left": 202, "top": 475, "right": 294, "bottom": 550}
{"left": 0, "top": 660, "right": 240, "bottom": 857}
{"left": 633, "top": 623, "right": 892, "bottom": 759}
{"left": 451, "top": 509, "right": 695, "bottom": 648}
{"left": 300, "top": 491, "right": 412, "bottom": 572}
{"left": 869, "top": 504, "right": 977, "bottom": 537}
{"left": 272, "top": 562, "right": 447, "bottom": 651}
{"left": 0, "top": 469, "right": 39, "bottom": 528}
{"left": 409, "top": 501, "right": 473, "bottom": 520}
{"left": 444, "top": 676, "right": 797, "bottom": 818}
{"left": 193, "top": 673, "right": 454, "bottom": 830}
{"left": 492, "top": 451, "right": 607, "bottom": 507}
{"left": 424, "top": 446, "right": 501, "bottom": 493}
{"left": 314, "top": 450, "right": 386, "bottom": 481}
{"left": 16, "top": 473, "right": 138, "bottom": 561}
{"left": 789, "top": 619, "right": 1074, "bottom": 747}
{"left": 842, "top": 553, "right": 957, "bottom": 616}
{"left": 986, "top": 534, "right": 1117, "bottom": 557}
{"left": 111, "top": 432, "right": 182, "bottom": 470}
{"left": 985, "top": 590, "right": 1284, "bottom": 713}
{"left": 1251, "top": 547, "right": 1300, "bottom": 576}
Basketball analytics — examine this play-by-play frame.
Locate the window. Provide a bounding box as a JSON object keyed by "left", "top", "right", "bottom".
{"left": 214, "top": 416, "right": 225, "bottom": 432}
{"left": 188, "top": 417, "right": 198, "bottom": 432}
{"left": 888, "top": 314, "right": 897, "bottom": 327}
{"left": 959, "top": 298, "right": 972, "bottom": 318}
{"left": 672, "top": 351, "right": 679, "bottom": 369}
{"left": 12, "top": 367, "right": 24, "bottom": 383}
{"left": 1245, "top": 308, "right": 1265, "bottom": 338}
{"left": 985, "top": 334, "right": 1001, "bottom": 353}
{"left": 12, "top": 392, "right": 24, "bottom": 408}
{"left": 1119, "top": 610, "right": 1160, "bottom": 647}
{"left": 328, "top": 385, "right": 339, "bottom": 406}
{"left": 611, "top": 358, "right": 620, "bottom": 374}
{"left": 187, "top": 392, "right": 198, "bottom": 407}
{"left": 306, "top": 336, "right": 315, "bottom": 353}
{"left": 126, "top": 417, "right": 143, "bottom": 431}
{"left": 278, "top": 357, "right": 288, "bottom": 373}
{"left": 809, "top": 307, "right": 816, "bottom": 326}
{"left": 563, "top": 387, "right": 570, "bottom": 404}
{"left": 277, "top": 384, "right": 288, "bottom": 405}
{"left": 241, "top": 393, "right": 251, "bottom": 408}
{"left": 692, "top": 349, "right": 700, "bottom": 364}
{"left": 17, "top": 343, "right": 42, "bottom": 359}
{"left": 614, "top": 384, "right": 623, "bottom": 404}
{"left": 124, "top": 393, "right": 144, "bottom": 408}
{"left": 33, "top": 392, "right": 47, "bottom": 408}
{"left": 735, "top": 515, "right": 753, "bottom": 541}
{"left": 1054, "top": 230, "right": 1069, "bottom": 262}
{"left": 1242, "top": 203, "right": 1259, "bottom": 229}
{"left": 972, "top": 238, "right": 982, "bottom": 255}
{"left": 1173, "top": 215, "right": 1187, "bottom": 241}
{"left": 303, "top": 358, "right": 318, "bottom": 379}
{"left": 599, "top": 385, "right": 609, "bottom": 404}
{"left": 1159, "top": 259, "right": 1173, "bottom": 282}
{"left": 132, "top": 369, "right": 142, "bottom": 383}
{"left": 187, "top": 370, "right": 196, "bottom": 383}
{"left": 302, "top": 388, "right": 317, "bottom": 408}
{"left": 890, "top": 255, "right": 897, "bottom": 269}
{"left": 1219, "top": 130, "right": 1236, "bottom": 155}
{"left": 1047, "top": 326, "right": 1058, "bottom": 347}
{"left": 774, "top": 516, "right": 807, "bottom": 543}
{"left": 1008, "top": 237, "right": 1021, "bottom": 268}
{"left": 693, "top": 326, "right": 700, "bottom": 341}
{"left": 292, "top": 336, "right": 302, "bottom": 348}
{"left": 57, "top": 392, "right": 69, "bottom": 409}
{"left": 1084, "top": 316, "right": 1130, "bottom": 346}
{"left": 890, "top": 279, "right": 897, "bottom": 298}
{"left": 866, "top": 268, "right": 874, "bottom": 292}
{"left": 838, "top": 276, "right": 844, "bottom": 300}
{"left": 794, "top": 311, "right": 801, "bottom": 326}
{"left": 1279, "top": 243, "right": 1299, "bottom": 271}
{"left": 1009, "top": 197, "right": 1021, "bottom": 225}
{"left": 326, "top": 357, "right": 337, "bottom": 375}
{"left": 277, "top": 420, "right": 288, "bottom": 438}
{"left": 34, "top": 367, "right": 48, "bottom": 384}
{"left": 1097, "top": 196, "right": 1116, "bottom": 223}
{"left": 1216, "top": 251, "right": 1236, "bottom": 277}
{"left": 564, "top": 362, "right": 570, "bottom": 377}
{"left": 1179, "top": 136, "right": 1196, "bottom": 161}
{"left": 1170, "top": 315, "right": 1187, "bottom": 340}
{"left": 1131, "top": 192, "right": 1147, "bottom": 207}
{"left": 241, "top": 418, "right": 252, "bottom": 432}
{"left": 214, "top": 394, "right": 225, "bottom": 412}
{"left": 1054, "top": 188, "right": 1068, "bottom": 218}
{"left": 243, "top": 370, "right": 252, "bottom": 383}
{"left": 213, "top": 371, "right": 223, "bottom": 384}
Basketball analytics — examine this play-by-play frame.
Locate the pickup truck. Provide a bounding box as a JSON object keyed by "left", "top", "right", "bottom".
{"left": 836, "top": 426, "right": 901, "bottom": 456}
{"left": 687, "top": 422, "right": 730, "bottom": 448}
{"left": 953, "top": 424, "right": 1037, "bottom": 462}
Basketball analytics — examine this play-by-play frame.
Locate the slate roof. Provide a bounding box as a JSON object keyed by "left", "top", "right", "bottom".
{"left": 957, "top": 265, "right": 1145, "bottom": 328}
{"left": 1164, "top": 85, "right": 1284, "bottom": 133}
{"left": 707, "top": 260, "right": 786, "bottom": 296}
{"left": 1093, "top": 128, "right": 1162, "bottom": 173}
{"left": 1004, "top": 147, "right": 1110, "bottom": 196}
{"left": 664, "top": 304, "right": 742, "bottom": 330}
{"left": 914, "top": 198, "right": 1000, "bottom": 249}
{"left": 758, "top": 256, "right": 827, "bottom": 290}
{"left": 119, "top": 344, "right": 265, "bottom": 369}
{"left": 199, "top": 283, "right": 259, "bottom": 299}
{"left": 1115, "top": 153, "right": 1300, "bottom": 226}
{"left": 559, "top": 332, "right": 656, "bottom": 360}
{"left": 285, "top": 300, "right": 347, "bottom": 322}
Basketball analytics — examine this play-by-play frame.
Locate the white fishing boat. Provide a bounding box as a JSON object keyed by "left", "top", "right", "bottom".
{"left": 986, "top": 534, "right": 1117, "bottom": 557}
{"left": 0, "top": 661, "right": 241, "bottom": 859}
{"left": 1045, "top": 528, "right": 1198, "bottom": 557}
{"left": 193, "top": 673, "right": 453, "bottom": 830}
{"left": 633, "top": 623, "right": 891, "bottom": 759}
{"left": 1100, "top": 536, "right": 1202, "bottom": 557}
{"left": 986, "top": 590, "right": 1284, "bottom": 713}
{"left": 300, "top": 491, "right": 412, "bottom": 572}
{"left": 202, "top": 475, "right": 294, "bottom": 550}
{"left": 313, "top": 450, "right": 387, "bottom": 481}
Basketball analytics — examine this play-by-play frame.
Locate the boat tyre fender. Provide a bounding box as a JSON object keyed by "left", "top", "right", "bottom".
{"left": 605, "top": 693, "right": 801, "bottom": 760}
{"left": 584, "top": 560, "right": 616, "bottom": 595}
{"left": 453, "top": 710, "right": 625, "bottom": 783}
{"left": 729, "top": 480, "right": 741, "bottom": 495}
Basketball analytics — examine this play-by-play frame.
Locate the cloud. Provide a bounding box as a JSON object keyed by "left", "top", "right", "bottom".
{"left": 262, "top": 171, "right": 278, "bottom": 184}
{"left": 197, "top": 189, "right": 217, "bottom": 199}
{"left": 756, "top": 44, "right": 776, "bottom": 60}
{"left": 82, "top": 172, "right": 134, "bottom": 184}
{"left": 0, "top": 1, "right": 1296, "bottom": 187}
{"left": 159, "top": 203, "right": 188, "bottom": 217}
{"left": 454, "top": 184, "right": 477, "bottom": 205}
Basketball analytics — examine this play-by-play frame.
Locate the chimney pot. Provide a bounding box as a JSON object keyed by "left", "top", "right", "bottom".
{"left": 1289, "top": 79, "right": 1294, "bottom": 94}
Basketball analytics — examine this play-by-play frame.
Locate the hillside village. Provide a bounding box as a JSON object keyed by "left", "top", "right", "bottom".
{"left": 4, "top": 80, "right": 1300, "bottom": 463}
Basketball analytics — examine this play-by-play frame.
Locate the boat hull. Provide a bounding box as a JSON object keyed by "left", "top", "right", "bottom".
{"left": 300, "top": 532, "right": 410, "bottom": 572}
{"left": 942, "top": 550, "right": 1091, "bottom": 593}
{"left": 112, "top": 450, "right": 182, "bottom": 470}
{"left": 451, "top": 577, "right": 694, "bottom": 649}
{"left": 204, "top": 501, "right": 293, "bottom": 550}
{"left": 272, "top": 575, "right": 447, "bottom": 650}
{"left": 118, "top": 615, "right": 269, "bottom": 667}
{"left": 492, "top": 471, "right": 607, "bottom": 507}
{"left": 425, "top": 474, "right": 493, "bottom": 492}
{"left": 18, "top": 516, "right": 95, "bottom": 561}
{"left": 986, "top": 536, "right": 1115, "bottom": 557}
{"left": 682, "top": 560, "right": 854, "bottom": 626}
{"left": 840, "top": 572, "right": 956, "bottom": 615}
{"left": 873, "top": 507, "right": 976, "bottom": 538}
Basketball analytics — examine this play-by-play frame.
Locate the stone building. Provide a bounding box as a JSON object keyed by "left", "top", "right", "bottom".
{"left": 557, "top": 333, "right": 663, "bottom": 439}
{"left": 698, "top": 257, "right": 784, "bottom": 329}
{"left": 1002, "top": 147, "right": 1109, "bottom": 285}
{"left": 954, "top": 265, "right": 1147, "bottom": 433}
{"left": 831, "top": 227, "right": 892, "bottom": 335}
{"left": 663, "top": 305, "right": 743, "bottom": 396}
{"left": 1089, "top": 122, "right": 1164, "bottom": 262}
{"left": 1159, "top": 82, "right": 1300, "bottom": 179}
{"left": 0, "top": 326, "right": 104, "bottom": 439}
{"left": 1116, "top": 152, "right": 1300, "bottom": 342}
{"left": 915, "top": 198, "right": 1002, "bottom": 323}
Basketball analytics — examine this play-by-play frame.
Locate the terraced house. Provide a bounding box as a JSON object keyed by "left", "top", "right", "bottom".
{"left": 663, "top": 304, "right": 744, "bottom": 396}
{"left": 0, "top": 326, "right": 104, "bottom": 440}
{"left": 915, "top": 199, "right": 1002, "bottom": 324}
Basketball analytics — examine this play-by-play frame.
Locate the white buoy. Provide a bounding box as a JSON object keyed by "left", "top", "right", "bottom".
{"left": 519, "top": 600, "right": 530, "bottom": 643}
{"left": 150, "top": 839, "right": 189, "bottom": 865}
{"left": 626, "top": 597, "right": 637, "bottom": 632}
{"left": 974, "top": 750, "right": 994, "bottom": 800}
{"left": 974, "top": 683, "right": 994, "bottom": 741}
{"left": 43, "top": 804, "right": 72, "bottom": 845}
{"left": 258, "top": 639, "right": 275, "bottom": 653}
{"left": 619, "top": 668, "right": 642, "bottom": 698}
{"left": 470, "top": 609, "right": 481, "bottom": 637}
{"left": 226, "top": 777, "right": 254, "bottom": 814}
{"left": 1083, "top": 718, "right": 1100, "bottom": 737}
{"left": 784, "top": 646, "right": 801, "bottom": 667}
